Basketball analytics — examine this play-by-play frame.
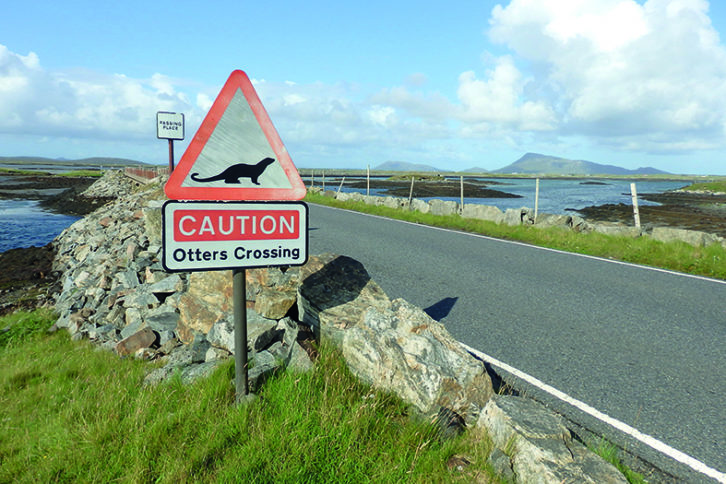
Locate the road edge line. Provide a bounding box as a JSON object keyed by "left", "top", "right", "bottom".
{"left": 462, "top": 343, "right": 726, "bottom": 483}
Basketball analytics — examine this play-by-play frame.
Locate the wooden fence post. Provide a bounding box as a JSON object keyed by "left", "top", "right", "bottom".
{"left": 630, "top": 183, "right": 641, "bottom": 228}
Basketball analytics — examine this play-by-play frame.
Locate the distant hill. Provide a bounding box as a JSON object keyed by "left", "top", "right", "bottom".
{"left": 374, "top": 161, "right": 438, "bottom": 172}
{"left": 0, "top": 156, "right": 152, "bottom": 167}
{"left": 495, "top": 153, "right": 669, "bottom": 175}
{"left": 463, "top": 166, "right": 488, "bottom": 173}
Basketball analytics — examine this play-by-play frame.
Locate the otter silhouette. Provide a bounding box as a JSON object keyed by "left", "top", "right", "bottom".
{"left": 190, "top": 157, "right": 275, "bottom": 185}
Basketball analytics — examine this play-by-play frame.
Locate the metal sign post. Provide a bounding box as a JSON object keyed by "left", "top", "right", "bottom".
{"left": 157, "top": 111, "right": 185, "bottom": 172}
{"left": 163, "top": 70, "right": 308, "bottom": 404}
{"left": 233, "top": 268, "right": 249, "bottom": 401}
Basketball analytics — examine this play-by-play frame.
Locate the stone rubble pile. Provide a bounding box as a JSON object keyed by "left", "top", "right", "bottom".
{"left": 47, "top": 171, "right": 630, "bottom": 483}
{"left": 331, "top": 189, "right": 726, "bottom": 248}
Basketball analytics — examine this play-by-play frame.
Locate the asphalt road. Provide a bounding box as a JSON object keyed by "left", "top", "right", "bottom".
{"left": 307, "top": 203, "right": 726, "bottom": 483}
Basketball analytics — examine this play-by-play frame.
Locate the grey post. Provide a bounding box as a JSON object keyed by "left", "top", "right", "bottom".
{"left": 233, "top": 268, "right": 248, "bottom": 402}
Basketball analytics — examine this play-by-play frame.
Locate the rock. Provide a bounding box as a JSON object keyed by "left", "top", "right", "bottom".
{"left": 477, "top": 395, "right": 628, "bottom": 483}
{"left": 429, "top": 199, "right": 459, "bottom": 216}
{"left": 145, "top": 305, "right": 180, "bottom": 333}
{"left": 254, "top": 286, "right": 296, "bottom": 319}
{"left": 205, "top": 346, "right": 230, "bottom": 362}
{"left": 116, "top": 327, "right": 157, "bottom": 356}
{"left": 534, "top": 213, "right": 572, "bottom": 228}
{"left": 297, "top": 254, "right": 390, "bottom": 345}
{"left": 461, "top": 204, "right": 505, "bottom": 224}
{"left": 177, "top": 270, "right": 233, "bottom": 342}
{"left": 650, "top": 226, "right": 722, "bottom": 247}
{"left": 341, "top": 298, "right": 494, "bottom": 423}
{"left": 410, "top": 198, "right": 430, "bottom": 214}
{"left": 591, "top": 222, "right": 642, "bottom": 238}
{"left": 488, "top": 448, "right": 515, "bottom": 482}
{"left": 248, "top": 350, "right": 283, "bottom": 392}
{"left": 286, "top": 341, "right": 314, "bottom": 373}
{"left": 148, "top": 274, "right": 184, "bottom": 298}
{"left": 503, "top": 208, "right": 524, "bottom": 225}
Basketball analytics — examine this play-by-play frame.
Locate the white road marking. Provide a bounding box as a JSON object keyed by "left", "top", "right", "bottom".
{"left": 463, "top": 344, "right": 726, "bottom": 483}
{"left": 313, "top": 203, "right": 726, "bottom": 482}
{"left": 317, "top": 203, "right": 726, "bottom": 286}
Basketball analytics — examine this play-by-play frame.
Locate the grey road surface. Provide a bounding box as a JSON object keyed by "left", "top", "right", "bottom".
{"left": 307, "top": 203, "right": 726, "bottom": 482}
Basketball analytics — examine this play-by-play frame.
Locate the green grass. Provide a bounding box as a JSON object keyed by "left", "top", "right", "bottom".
{"left": 305, "top": 192, "right": 726, "bottom": 281}
{"left": 57, "top": 169, "right": 104, "bottom": 177}
{"left": 0, "top": 167, "right": 50, "bottom": 176}
{"left": 0, "top": 167, "right": 102, "bottom": 177}
{"left": 592, "top": 440, "right": 647, "bottom": 484}
{"left": 0, "top": 309, "right": 499, "bottom": 483}
{"left": 680, "top": 180, "right": 726, "bottom": 193}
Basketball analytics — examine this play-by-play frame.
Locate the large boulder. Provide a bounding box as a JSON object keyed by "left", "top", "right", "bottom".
{"left": 462, "top": 204, "right": 505, "bottom": 224}
{"left": 429, "top": 199, "right": 460, "bottom": 216}
{"left": 297, "top": 254, "right": 390, "bottom": 345}
{"left": 478, "top": 396, "right": 628, "bottom": 483}
{"left": 298, "top": 254, "right": 494, "bottom": 423}
{"left": 342, "top": 298, "right": 494, "bottom": 423}
{"left": 650, "top": 226, "right": 723, "bottom": 247}
{"left": 176, "top": 271, "right": 233, "bottom": 343}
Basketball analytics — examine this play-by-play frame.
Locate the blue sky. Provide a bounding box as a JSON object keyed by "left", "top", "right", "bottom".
{"left": 3, "top": 0, "right": 726, "bottom": 174}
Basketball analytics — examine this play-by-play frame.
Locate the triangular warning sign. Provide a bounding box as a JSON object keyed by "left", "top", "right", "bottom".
{"left": 165, "top": 70, "right": 307, "bottom": 201}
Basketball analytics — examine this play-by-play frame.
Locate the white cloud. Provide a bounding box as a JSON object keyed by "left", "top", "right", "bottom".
{"left": 455, "top": 56, "right": 556, "bottom": 132}
{"left": 0, "top": 44, "right": 196, "bottom": 141}
{"left": 488, "top": 0, "right": 726, "bottom": 152}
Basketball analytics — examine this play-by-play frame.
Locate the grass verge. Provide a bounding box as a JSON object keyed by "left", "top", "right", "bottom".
{"left": 304, "top": 192, "right": 726, "bottom": 280}
{"left": 680, "top": 180, "right": 726, "bottom": 193}
{"left": 57, "top": 169, "right": 104, "bottom": 177}
{"left": 0, "top": 309, "right": 499, "bottom": 483}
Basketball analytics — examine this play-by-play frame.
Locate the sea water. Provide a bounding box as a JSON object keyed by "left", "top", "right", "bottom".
{"left": 0, "top": 176, "right": 690, "bottom": 253}
{"left": 334, "top": 177, "right": 689, "bottom": 214}
{"left": 0, "top": 198, "right": 80, "bottom": 253}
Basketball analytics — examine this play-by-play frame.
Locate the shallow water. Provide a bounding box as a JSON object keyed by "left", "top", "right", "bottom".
{"left": 0, "top": 176, "right": 689, "bottom": 253}
{"left": 0, "top": 198, "right": 80, "bottom": 252}
{"left": 328, "top": 177, "right": 689, "bottom": 214}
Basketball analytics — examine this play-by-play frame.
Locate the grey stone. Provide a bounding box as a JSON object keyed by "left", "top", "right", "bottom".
{"left": 341, "top": 298, "right": 494, "bottom": 423}
{"left": 534, "top": 213, "right": 572, "bottom": 228}
{"left": 477, "top": 395, "right": 628, "bottom": 484}
{"left": 592, "top": 222, "right": 642, "bottom": 238}
{"left": 286, "top": 341, "right": 314, "bottom": 373}
{"left": 461, "top": 204, "right": 504, "bottom": 223}
{"left": 410, "top": 198, "right": 430, "bottom": 213}
{"left": 429, "top": 199, "right": 459, "bottom": 216}
{"left": 181, "top": 361, "right": 222, "bottom": 384}
{"left": 488, "top": 448, "right": 515, "bottom": 482}
{"left": 146, "top": 305, "right": 179, "bottom": 332}
{"left": 248, "top": 350, "right": 283, "bottom": 392}
{"left": 205, "top": 346, "right": 230, "bottom": 362}
{"left": 650, "top": 226, "right": 722, "bottom": 247}
{"left": 503, "top": 208, "right": 524, "bottom": 225}
{"left": 148, "top": 274, "right": 184, "bottom": 297}
{"left": 297, "top": 254, "right": 391, "bottom": 346}
{"left": 121, "top": 288, "right": 159, "bottom": 311}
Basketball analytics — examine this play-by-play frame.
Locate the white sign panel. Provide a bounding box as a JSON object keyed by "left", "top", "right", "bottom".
{"left": 157, "top": 111, "right": 185, "bottom": 140}
{"left": 162, "top": 200, "right": 308, "bottom": 272}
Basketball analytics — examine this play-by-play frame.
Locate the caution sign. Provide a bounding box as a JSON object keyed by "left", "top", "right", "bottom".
{"left": 162, "top": 200, "right": 308, "bottom": 272}
{"left": 165, "top": 70, "right": 307, "bottom": 201}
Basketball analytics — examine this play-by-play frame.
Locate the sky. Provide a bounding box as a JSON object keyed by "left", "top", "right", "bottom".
{"left": 2, "top": 0, "right": 726, "bottom": 175}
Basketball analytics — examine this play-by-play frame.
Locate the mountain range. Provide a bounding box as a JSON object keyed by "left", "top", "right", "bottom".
{"left": 493, "top": 153, "right": 669, "bottom": 175}
{"left": 375, "top": 153, "right": 669, "bottom": 175}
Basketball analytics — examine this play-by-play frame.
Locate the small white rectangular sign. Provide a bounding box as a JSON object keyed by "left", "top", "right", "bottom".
{"left": 162, "top": 200, "right": 308, "bottom": 272}
{"left": 157, "top": 111, "right": 185, "bottom": 140}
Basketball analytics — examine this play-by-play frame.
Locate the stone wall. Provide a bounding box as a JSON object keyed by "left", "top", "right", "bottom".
{"left": 331, "top": 188, "right": 726, "bottom": 248}
{"left": 47, "top": 171, "right": 630, "bottom": 483}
